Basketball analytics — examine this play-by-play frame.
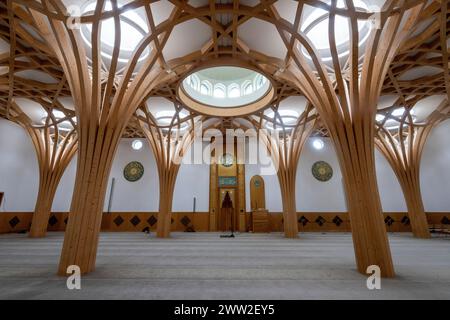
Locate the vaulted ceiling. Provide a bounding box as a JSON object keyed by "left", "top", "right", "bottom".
{"left": 0, "top": 0, "right": 449, "bottom": 136}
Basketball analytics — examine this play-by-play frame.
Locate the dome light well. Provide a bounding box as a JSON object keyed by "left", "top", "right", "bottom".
{"left": 181, "top": 66, "right": 271, "bottom": 109}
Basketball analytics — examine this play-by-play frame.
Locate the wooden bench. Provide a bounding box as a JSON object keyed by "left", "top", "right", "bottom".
{"left": 430, "top": 224, "right": 450, "bottom": 237}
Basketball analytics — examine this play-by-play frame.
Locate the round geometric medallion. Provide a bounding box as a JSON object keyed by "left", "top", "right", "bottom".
{"left": 312, "top": 161, "right": 333, "bottom": 182}
{"left": 123, "top": 161, "right": 144, "bottom": 182}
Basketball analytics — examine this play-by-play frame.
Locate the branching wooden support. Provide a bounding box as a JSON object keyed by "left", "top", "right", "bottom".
{"left": 136, "top": 102, "right": 200, "bottom": 238}
{"left": 252, "top": 103, "right": 317, "bottom": 238}
{"left": 28, "top": 0, "right": 177, "bottom": 274}
{"left": 375, "top": 97, "right": 449, "bottom": 238}
{"left": 262, "top": 0, "right": 430, "bottom": 277}
{"left": 9, "top": 99, "right": 77, "bottom": 237}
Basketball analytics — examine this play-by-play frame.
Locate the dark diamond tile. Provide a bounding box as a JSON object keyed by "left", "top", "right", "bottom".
{"left": 181, "top": 216, "right": 191, "bottom": 226}
{"left": 332, "top": 216, "right": 343, "bottom": 226}
{"left": 315, "top": 216, "right": 326, "bottom": 226}
{"left": 171, "top": 218, "right": 174, "bottom": 224}
{"left": 185, "top": 226, "right": 195, "bottom": 232}
{"left": 64, "top": 217, "right": 68, "bottom": 225}
{"left": 147, "top": 215, "right": 157, "bottom": 226}
{"left": 401, "top": 216, "right": 410, "bottom": 226}
{"left": 48, "top": 215, "right": 58, "bottom": 226}
{"left": 298, "top": 216, "right": 309, "bottom": 226}
{"left": 9, "top": 216, "right": 20, "bottom": 228}
{"left": 130, "top": 215, "right": 141, "bottom": 227}
{"left": 142, "top": 226, "right": 150, "bottom": 233}
{"left": 385, "top": 216, "right": 395, "bottom": 226}
{"left": 441, "top": 216, "right": 450, "bottom": 225}
{"left": 113, "top": 215, "right": 124, "bottom": 226}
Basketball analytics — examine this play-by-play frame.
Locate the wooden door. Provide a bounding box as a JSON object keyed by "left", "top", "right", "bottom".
{"left": 250, "top": 175, "right": 265, "bottom": 210}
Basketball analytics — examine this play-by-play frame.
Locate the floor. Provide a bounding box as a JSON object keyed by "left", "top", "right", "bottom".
{"left": 0, "top": 232, "right": 449, "bottom": 299}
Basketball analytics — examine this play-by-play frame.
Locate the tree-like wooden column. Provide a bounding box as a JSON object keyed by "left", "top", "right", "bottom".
{"left": 253, "top": 103, "right": 317, "bottom": 238}
{"left": 265, "top": 0, "right": 427, "bottom": 276}
{"left": 29, "top": 1, "right": 177, "bottom": 274}
{"left": 137, "top": 103, "right": 200, "bottom": 238}
{"left": 375, "top": 98, "right": 449, "bottom": 238}
{"left": 9, "top": 100, "right": 77, "bottom": 237}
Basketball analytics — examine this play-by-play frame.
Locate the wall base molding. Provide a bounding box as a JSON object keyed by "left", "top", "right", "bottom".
{"left": 1, "top": 211, "right": 449, "bottom": 234}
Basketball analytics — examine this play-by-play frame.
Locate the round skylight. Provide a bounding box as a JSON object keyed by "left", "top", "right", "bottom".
{"left": 182, "top": 66, "right": 271, "bottom": 108}
{"left": 80, "top": 1, "right": 150, "bottom": 63}
{"left": 178, "top": 66, "right": 275, "bottom": 117}
{"left": 300, "top": 0, "right": 371, "bottom": 61}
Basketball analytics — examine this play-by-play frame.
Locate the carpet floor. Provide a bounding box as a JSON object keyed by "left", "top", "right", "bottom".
{"left": 0, "top": 232, "right": 449, "bottom": 299}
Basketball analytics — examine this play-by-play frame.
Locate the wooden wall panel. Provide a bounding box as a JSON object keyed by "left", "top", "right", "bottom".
{"left": 1, "top": 212, "right": 449, "bottom": 234}
{"left": 0, "top": 213, "right": 32, "bottom": 233}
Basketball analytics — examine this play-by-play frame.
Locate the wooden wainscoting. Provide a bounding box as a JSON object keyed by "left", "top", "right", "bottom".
{"left": 0, "top": 212, "right": 33, "bottom": 233}
{"left": 0, "top": 212, "right": 211, "bottom": 234}
{"left": 0, "top": 211, "right": 449, "bottom": 234}
{"left": 100, "top": 212, "right": 210, "bottom": 232}
{"left": 265, "top": 212, "right": 450, "bottom": 232}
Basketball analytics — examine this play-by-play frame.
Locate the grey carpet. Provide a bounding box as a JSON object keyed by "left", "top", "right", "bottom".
{"left": 0, "top": 232, "right": 449, "bottom": 299}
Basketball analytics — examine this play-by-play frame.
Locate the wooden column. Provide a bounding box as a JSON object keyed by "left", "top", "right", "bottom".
{"left": 30, "top": 2, "right": 177, "bottom": 274}
{"left": 237, "top": 163, "right": 246, "bottom": 232}
{"left": 400, "top": 172, "right": 429, "bottom": 238}
{"left": 265, "top": 0, "right": 426, "bottom": 276}
{"left": 137, "top": 104, "right": 199, "bottom": 238}
{"left": 209, "top": 162, "right": 219, "bottom": 231}
{"left": 9, "top": 101, "right": 77, "bottom": 238}
{"left": 58, "top": 141, "right": 113, "bottom": 274}
{"left": 375, "top": 99, "right": 449, "bottom": 238}
{"left": 30, "top": 168, "right": 67, "bottom": 237}
{"left": 280, "top": 177, "right": 298, "bottom": 238}
{"left": 257, "top": 104, "right": 317, "bottom": 239}
{"left": 157, "top": 171, "right": 176, "bottom": 238}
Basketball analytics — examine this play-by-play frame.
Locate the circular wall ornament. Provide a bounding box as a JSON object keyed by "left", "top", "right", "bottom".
{"left": 312, "top": 161, "right": 333, "bottom": 182}
{"left": 219, "top": 153, "right": 234, "bottom": 167}
{"left": 123, "top": 161, "right": 144, "bottom": 182}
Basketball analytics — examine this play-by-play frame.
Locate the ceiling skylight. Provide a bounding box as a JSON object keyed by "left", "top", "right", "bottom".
{"left": 265, "top": 110, "right": 299, "bottom": 131}
{"left": 80, "top": 1, "right": 150, "bottom": 63}
{"left": 300, "top": 0, "right": 371, "bottom": 61}
{"left": 155, "top": 110, "right": 189, "bottom": 131}
{"left": 376, "top": 107, "right": 417, "bottom": 130}
{"left": 181, "top": 66, "right": 271, "bottom": 108}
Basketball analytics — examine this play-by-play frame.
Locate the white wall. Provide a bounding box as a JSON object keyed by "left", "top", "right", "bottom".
{"left": 244, "top": 120, "right": 450, "bottom": 213}
{"left": 296, "top": 138, "right": 347, "bottom": 212}
{"left": 375, "top": 149, "right": 407, "bottom": 212}
{"left": 2, "top": 118, "right": 450, "bottom": 213}
{"left": 421, "top": 120, "right": 450, "bottom": 211}
{"left": 244, "top": 137, "right": 406, "bottom": 213}
{"left": 0, "top": 121, "right": 209, "bottom": 212}
{"left": 0, "top": 119, "right": 39, "bottom": 211}
{"left": 106, "top": 139, "right": 159, "bottom": 212}
{"left": 172, "top": 144, "right": 210, "bottom": 212}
